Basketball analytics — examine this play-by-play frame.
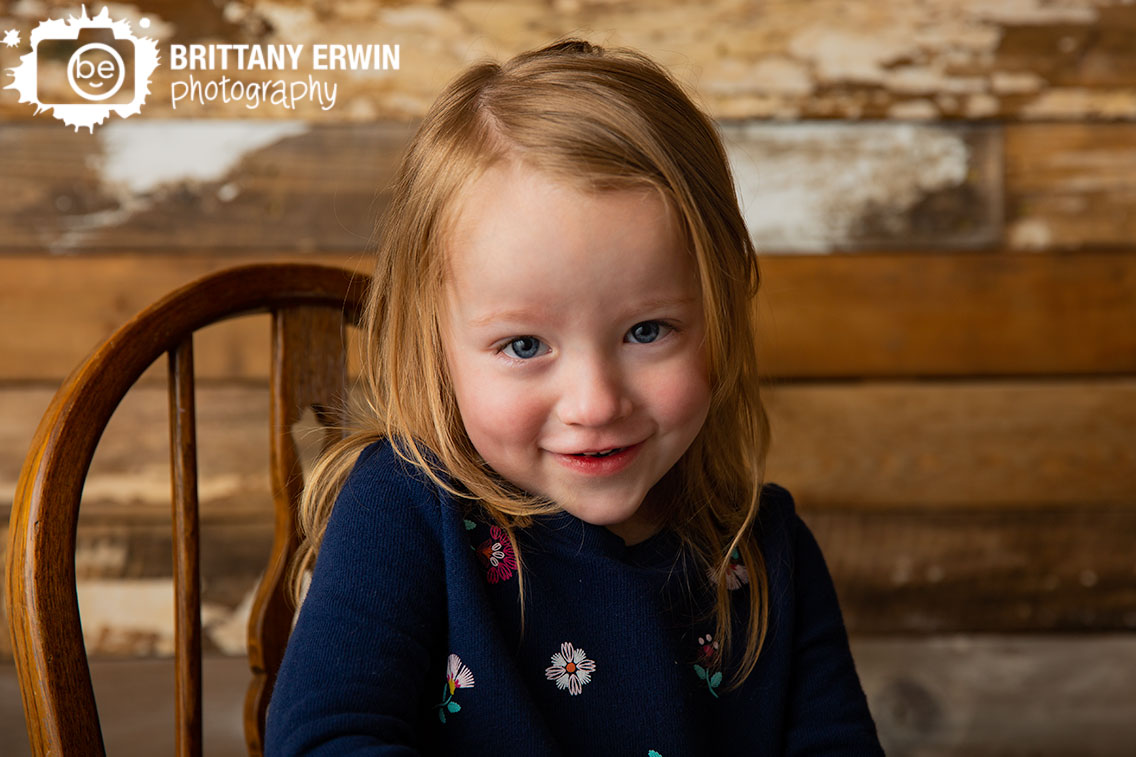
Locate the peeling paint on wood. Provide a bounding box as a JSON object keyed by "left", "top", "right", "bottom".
{"left": 0, "top": 123, "right": 406, "bottom": 253}
{"left": 0, "top": 122, "right": 1000, "bottom": 254}
{"left": 724, "top": 123, "right": 1000, "bottom": 251}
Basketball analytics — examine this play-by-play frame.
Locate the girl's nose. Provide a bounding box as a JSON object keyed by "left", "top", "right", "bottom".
{"left": 555, "top": 355, "right": 632, "bottom": 427}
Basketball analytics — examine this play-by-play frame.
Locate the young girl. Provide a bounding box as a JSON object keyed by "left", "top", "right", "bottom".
{"left": 266, "top": 40, "right": 883, "bottom": 755}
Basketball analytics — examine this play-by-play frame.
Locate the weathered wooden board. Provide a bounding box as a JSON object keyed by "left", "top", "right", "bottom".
{"left": 805, "top": 506, "right": 1136, "bottom": 634}
{"left": 755, "top": 251, "right": 1136, "bottom": 378}
{"left": 4, "top": 378, "right": 1133, "bottom": 519}
{"left": 4, "top": 0, "right": 1136, "bottom": 122}
{"left": 1, "top": 635, "right": 1133, "bottom": 757}
{"left": 4, "top": 637, "right": 1136, "bottom": 757}
{"left": 2, "top": 251, "right": 1134, "bottom": 382}
{"left": 0, "top": 123, "right": 408, "bottom": 253}
{"left": 856, "top": 635, "right": 1136, "bottom": 757}
{"left": 0, "top": 121, "right": 1003, "bottom": 253}
{"left": 764, "top": 379, "right": 1136, "bottom": 510}
{"left": 4, "top": 504, "right": 1136, "bottom": 658}
{"left": 725, "top": 124, "right": 1001, "bottom": 251}
{"left": 7, "top": 119, "right": 1136, "bottom": 255}
{"left": 0, "top": 253, "right": 367, "bottom": 383}
{"left": 1006, "top": 124, "right": 1136, "bottom": 250}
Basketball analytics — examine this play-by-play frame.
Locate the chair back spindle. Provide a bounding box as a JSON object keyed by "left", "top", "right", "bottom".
{"left": 169, "top": 336, "right": 203, "bottom": 757}
{"left": 244, "top": 305, "right": 348, "bottom": 754}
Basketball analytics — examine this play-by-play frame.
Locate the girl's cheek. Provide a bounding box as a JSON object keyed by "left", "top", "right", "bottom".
{"left": 457, "top": 366, "right": 548, "bottom": 441}
{"left": 647, "top": 357, "right": 712, "bottom": 423}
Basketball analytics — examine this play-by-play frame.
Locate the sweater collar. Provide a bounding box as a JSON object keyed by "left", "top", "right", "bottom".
{"left": 528, "top": 509, "right": 679, "bottom": 569}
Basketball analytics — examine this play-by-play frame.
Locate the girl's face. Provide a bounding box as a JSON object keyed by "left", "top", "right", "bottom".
{"left": 441, "top": 161, "right": 710, "bottom": 545}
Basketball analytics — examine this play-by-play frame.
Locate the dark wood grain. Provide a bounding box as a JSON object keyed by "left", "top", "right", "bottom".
{"left": 169, "top": 338, "right": 203, "bottom": 757}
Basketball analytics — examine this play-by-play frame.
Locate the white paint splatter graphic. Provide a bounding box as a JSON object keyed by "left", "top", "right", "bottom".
{"left": 4, "top": 6, "right": 160, "bottom": 132}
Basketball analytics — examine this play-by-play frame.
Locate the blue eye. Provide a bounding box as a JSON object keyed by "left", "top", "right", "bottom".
{"left": 503, "top": 336, "right": 546, "bottom": 360}
{"left": 627, "top": 321, "right": 666, "bottom": 344}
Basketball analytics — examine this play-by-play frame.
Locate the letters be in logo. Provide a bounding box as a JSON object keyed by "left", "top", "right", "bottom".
{"left": 5, "top": 6, "right": 160, "bottom": 131}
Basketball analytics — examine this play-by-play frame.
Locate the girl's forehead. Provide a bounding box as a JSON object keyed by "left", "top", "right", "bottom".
{"left": 445, "top": 161, "right": 677, "bottom": 256}
{"left": 440, "top": 162, "right": 700, "bottom": 317}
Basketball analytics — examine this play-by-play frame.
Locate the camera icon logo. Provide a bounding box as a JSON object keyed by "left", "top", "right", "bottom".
{"left": 42, "top": 27, "right": 135, "bottom": 104}
{"left": 5, "top": 6, "right": 160, "bottom": 131}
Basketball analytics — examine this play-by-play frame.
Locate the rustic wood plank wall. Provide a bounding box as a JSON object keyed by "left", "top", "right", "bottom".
{"left": 2, "top": 1, "right": 1134, "bottom": 755}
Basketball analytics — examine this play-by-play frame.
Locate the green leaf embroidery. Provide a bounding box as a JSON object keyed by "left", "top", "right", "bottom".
{"left": 648, "top": 751, "right": 663, "bottom": 757}
{"left": 693, "top": 664, "right": 707, "bottom": 680}
{"left": 438, "top": 709, "right": 447, "bottom": 724}
{"left": 447, "top": 700, "right": 461, "bottom": 713}
{"left": 709, "top": 671, "right": 723, "bottom": 688}
{"left": 463, "top": 519, "right": 477, "bottom": 530}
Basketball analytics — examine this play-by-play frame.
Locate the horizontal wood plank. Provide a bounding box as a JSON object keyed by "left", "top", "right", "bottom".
{"left": 6, "top": 120, "right": 1135, "bottom": 254}
{"left": 1006, "top": 123, "right": 1136, "bottom": 250}
{"left": 755, "top": 250, "right": 1136, "bottom": 378}
{"left": 2, "top": 251, "right": 1134, "bottom": 382}
{"left": 0, "top": 121, "right": 1004, "bottom": 254}
{"left": 856, "top": 634, "right": 1136, "bottom": 757}
{"left": 3, "top": 503, "right": 1136, "bottom": 659}
{"left": 763, "top": 380, "right": 1136, "bottom": 509}
{"left": 0, "top": 123, "right": 408, "bottom": 254}
{"left": 726, "top": 124, "right": 1001, "bottom": 252}
{"left": 4, "top": 378, "right": 1133, "bottom": 519}
{"left": 2, "top": 377, "right": 1134, "bottom": 651}
{"left": 5, "top": 637, "right": 1136, "bottom": 757}
{"left": 805, "top": 505, "right": 1136, "bottom": 634}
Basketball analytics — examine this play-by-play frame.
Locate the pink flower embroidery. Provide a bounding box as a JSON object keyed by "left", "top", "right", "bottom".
{"left": 707, "top": 548, "right": 748, "bottom": 590}
{"left": 476, "top": 525, "right": 517, "bottom": 583}
{"left": 445, "top": 653, "right": 475, "bottom": 692}
{"left": 697, "top": 633, "right": 720, "bottom": 663}
{"left": 437, "top": 653, "right": 475, "bottom": 723}
{"left": 693, "top": 634, "right": 722, "bottom": 698}
{"left": 723, "top": 547, "right": 750, "bottom": 590}
{"left": 544, "top": 641, "right": 596, "bottom": 696}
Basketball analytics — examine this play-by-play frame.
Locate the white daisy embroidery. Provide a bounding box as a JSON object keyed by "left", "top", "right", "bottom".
{"left": 544, "top": 641, "right": 596, "bottom": 695}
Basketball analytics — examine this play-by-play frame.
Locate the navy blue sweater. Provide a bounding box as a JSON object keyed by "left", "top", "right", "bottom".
{"left": 266, "top": 440, "right": 883, "bottom": 755}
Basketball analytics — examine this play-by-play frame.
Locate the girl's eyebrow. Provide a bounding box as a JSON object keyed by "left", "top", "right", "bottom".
{"left": 468, "top": 295, "right": 697, "bottom": 328}
{"left": 468, "top": 308, "right": 546, "bottom": 328}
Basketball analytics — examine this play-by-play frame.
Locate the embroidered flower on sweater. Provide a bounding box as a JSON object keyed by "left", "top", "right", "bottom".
{"left": 706, "top": 547, "right": 749, "bottom": 590}
{"left": 692, "top": 633, "right": 722, "bottom": 698}
{"left": 437, "top": 653, "right": 475, "bottom": 723}
{"left": 476, "top": 525, "right": 517, "bottom": 583}
{"left": 545, "top": 641, "right": 596, "bottom": 695}
{"left": 725, "top": 547, "right": 749, "bottom": 589}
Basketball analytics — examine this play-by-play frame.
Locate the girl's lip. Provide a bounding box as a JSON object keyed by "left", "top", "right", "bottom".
{"left": 550, "top": 442, "right": 642, "bottom": 476}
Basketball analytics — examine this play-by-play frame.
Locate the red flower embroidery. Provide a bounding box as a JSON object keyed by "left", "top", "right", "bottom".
{"left": 476, "top": 525, "right": 517, "bottom": 583}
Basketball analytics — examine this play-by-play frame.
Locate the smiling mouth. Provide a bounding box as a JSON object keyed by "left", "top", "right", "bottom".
{"left": 573, "top": 448, "right": 624, "bottom": 458}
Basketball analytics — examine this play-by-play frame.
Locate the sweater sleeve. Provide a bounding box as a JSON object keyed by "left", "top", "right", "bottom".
{"left": 265, "top": 441, "right": 448, "bottom": 756}
{"left": 781, "top": 494, "right": 885, "bottom": 756}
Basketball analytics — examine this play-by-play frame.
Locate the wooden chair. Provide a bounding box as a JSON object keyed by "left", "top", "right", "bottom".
{"left": 5, "top": 263, "right": 368, "bottom": 756}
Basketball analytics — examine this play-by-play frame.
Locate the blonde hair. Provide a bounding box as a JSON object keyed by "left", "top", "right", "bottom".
{"left": 291, "top": 39, "right": 772, "bottom": 689}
